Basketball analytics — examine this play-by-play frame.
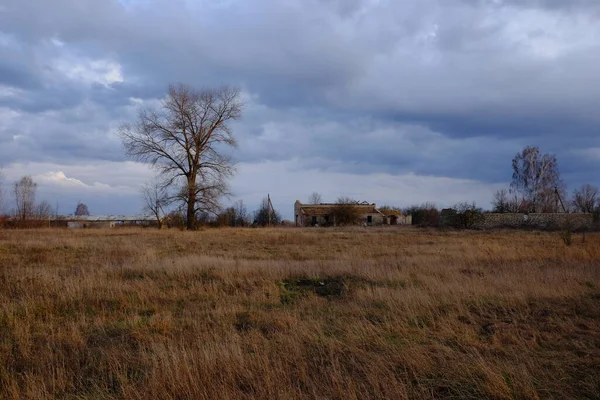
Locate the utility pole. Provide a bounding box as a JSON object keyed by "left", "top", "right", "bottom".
{"left": 267, "top": 194, "right": 272, "bottom": 227}
{"left": 555, "top": 187, "right": 567, "bottom": 213}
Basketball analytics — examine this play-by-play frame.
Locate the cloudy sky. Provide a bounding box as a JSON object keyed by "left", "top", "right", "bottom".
{"left": 1, "top": 0, "right": 600, "bottom": 218}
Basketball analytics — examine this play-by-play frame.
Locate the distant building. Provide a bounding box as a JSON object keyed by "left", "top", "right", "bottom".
{"left": 294, "top": 201, "right": 387, "bottom": 227}
{"left": 59, "top": 215, "right": 156, "bottom": 229}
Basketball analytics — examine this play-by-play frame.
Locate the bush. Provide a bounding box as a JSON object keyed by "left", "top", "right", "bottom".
{"left": 441, "top": 202, "right": 484, "bottom": 229}
{"left": 331, "top": 203, "right": 361, "bottom": 226}
{"left": 408, "top": 205, "right": 440, "bottom": 227}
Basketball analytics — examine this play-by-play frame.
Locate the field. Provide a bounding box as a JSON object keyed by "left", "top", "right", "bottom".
{"left": 0, "top": 227, "right": 599, "bottom": 399}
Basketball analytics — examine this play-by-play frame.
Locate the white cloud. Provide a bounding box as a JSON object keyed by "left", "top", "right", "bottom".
{"left": 53, "top": 58, "right": 124, "bottom": 87}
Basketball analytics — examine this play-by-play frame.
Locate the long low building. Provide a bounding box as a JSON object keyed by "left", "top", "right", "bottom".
{"left": 56, "top": 215, "right": 156, "bottom": 228}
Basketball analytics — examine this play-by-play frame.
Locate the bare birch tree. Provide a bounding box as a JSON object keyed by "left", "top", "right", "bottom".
{"left": 120, "top": 84, "right": 243, "bottom": 230}
{"left": 571, "top": 184, "right": 599, "bottom": 213}
{"left": 142, "top": 179, "right": 168, "bottom": 229}
{"left": 510, "top": 146, "right": 564, "bottom": 213}
{"left": 14, "top": 175, "right": 37, "bottom": 220}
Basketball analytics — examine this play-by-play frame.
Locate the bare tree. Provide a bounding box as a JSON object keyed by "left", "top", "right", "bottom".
{"left": 14, "top": 175, "right": 37, "bottom": 220}
{"left": 491, "top": 189, "right": 521, "bottom": 213}
{"left": 510, "top": 146, "right": 565, "bottom": 213}
{"left": 571, "top": 184, "right": 599, "bottom": 213}
{"left": 36, "top": 200, "right": 53, "bottom": 219}
{"left": 331, "top": 196, "right": 361, "bottom": 226}
{"left": 74, "top": 202, "right": 90, "bottom": 216}
{"left": 308, "top": 192, "right": 323, "bottom": 204}
{"left": 142, "top": 179, "right": 168, "bottom": 229}
{"left": 120, "top": 84, "right": 243, "bottom": 230}
{"left": 253, "top": 197, "right": 281, "bottom": 227}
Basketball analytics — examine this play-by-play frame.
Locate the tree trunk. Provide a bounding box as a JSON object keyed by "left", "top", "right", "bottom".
{"left": 186, "top": 183, "right": 196, "bottom": 230}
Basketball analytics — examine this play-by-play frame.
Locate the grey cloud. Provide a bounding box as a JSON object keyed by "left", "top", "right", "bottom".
{"left": 0, "top": 0, "right": 599, "bottom": 211}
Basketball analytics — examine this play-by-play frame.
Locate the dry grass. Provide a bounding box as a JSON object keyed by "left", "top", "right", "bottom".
{"left": 0, "top": 227, "right": 599, "bottom": 399}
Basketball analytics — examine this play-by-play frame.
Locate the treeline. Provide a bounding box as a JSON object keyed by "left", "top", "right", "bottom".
{"left": 0, "top": 172, "right": 92, "bottom": 228}
{"left": 160, "top": 197, "right": 285, "bottom": 229}
{"left": 491, "top": 146, "right": 599, "bottom": 214}
{"left": 0, "top": 174, "right": 56, "bottom": 228}
{"left": 405, "top": 145, "right": 600, "bottom": 229}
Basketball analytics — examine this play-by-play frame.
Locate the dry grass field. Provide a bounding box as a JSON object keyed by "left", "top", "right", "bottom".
{"left": 0, "top": 227, "right": 599, "bottom": 399}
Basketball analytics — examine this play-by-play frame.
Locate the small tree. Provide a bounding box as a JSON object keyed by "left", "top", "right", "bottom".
{"left": 74, "top": 202, "right": 90, "bottom": 216}
{"left": 14, "top": 176, "right": 37, "bottom": 221}
{"left": 406, "top": 203, "right": 440, "bottom": 227}
{"left": 253, "top": 197, "right": 281, "bottom": 227}
{"left": 308, "top": 192, "right": 323, "bottom": 205}
{"left": 331, "top": 197, "right": 361, "bottom": 226}
{"left": 452, "top": 201, "right": 484, "bottom": 229}
{"left": 217, "top": 201, "right": 250, "bottom": 227}
{"left": 571, "top": 184, "right": 599, "bottom": 213}
{"left": 491, "top": 189, "right": 521, "bottom": 213}
{"left": 142, "top": 180, "right": 168, "bottom": 229}
{"left": 36, "top": 201, "right": 53, "bottom": 219}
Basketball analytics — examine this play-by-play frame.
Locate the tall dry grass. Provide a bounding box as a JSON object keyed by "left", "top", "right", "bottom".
{"left": 0, "top": 227, "right": 598, "bottom": 399}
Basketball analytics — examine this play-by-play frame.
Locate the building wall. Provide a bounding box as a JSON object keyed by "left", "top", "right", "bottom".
{"left": 67, "top": 221, "right": 116, "bottom": 229}
{"left": 473, "top": 213, "right": 595, "bottom": 231}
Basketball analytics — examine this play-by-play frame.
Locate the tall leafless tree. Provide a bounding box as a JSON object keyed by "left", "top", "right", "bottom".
{"left": 510, "top": 146, "right": 565, "bottom": 213}
{"left": 14, "top": 175, "right": 37, "bottom": 220}
{"left": 142, "top": 179, "right": 168, "bottom": 229}
{"left": 120, "top": 84, "right": 243, "bottom": 230}
{"left": 571, "top": 184, "right": 599, "bottom": 213}
{"left": 308, "top": 192, "right": 323, "bottom": 204}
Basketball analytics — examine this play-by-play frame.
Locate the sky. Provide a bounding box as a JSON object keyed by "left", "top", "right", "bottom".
{"left": 1, "top": 0, "right": 600, "bottom": 219}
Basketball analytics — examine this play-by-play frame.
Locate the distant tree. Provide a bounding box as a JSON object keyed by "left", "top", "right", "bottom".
{"left": 571, "top": 184, "right": 599, "bottom": 213}
{"left": 510, "top": 146, "right": 565, "bottom": 213}
{"left": 14, "top": 175, "right": 37, "bottom": 220}
{"left": 217, "top": 200, "right": 250, "bottom": 227}
{"left": 491, "top": 189, "right": 521, "bottom": 213}
{"left": 331, "top": 197, "right": 361, "bottom": 226}
{"left": 405, "top": 203, "right": 439, "bottom": 227}
{"left": 253, "top": 197, "right": 281, "bottom": 227}
{"left": 451, "top": 201, "right": 484, "bottom": 229}
{"left": 164, "top": 209, "right": 186, "bottom": 229}
{"left": 119, "top": 84, "right": 243, "bottom": 230}
{"left": 232, "top": 200, "right": 251, "bottom": 227}
{"left": 308, "top": 192, "right": 323, "bottom": 204}
{"left": 141, "top": 180, "right": 168, "bottom": 229}
{"left": 36, "top": 201, "right": 53, "bottom": 219}
{"left": 74, "top": 202, "right": 90, "bottom": 216}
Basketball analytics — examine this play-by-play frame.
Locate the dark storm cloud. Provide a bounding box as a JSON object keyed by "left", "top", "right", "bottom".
{"left": 0, "top": 0, "right": 599, "bottom": 195}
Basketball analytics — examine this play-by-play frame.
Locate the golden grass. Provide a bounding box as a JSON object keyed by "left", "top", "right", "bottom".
{"left": 0, "top": 227, "right": 599, "bottom": 399}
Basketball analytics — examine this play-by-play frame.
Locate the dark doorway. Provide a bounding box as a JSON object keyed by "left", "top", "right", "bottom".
{"left": 312, "top": 216, "right": 317, "bottom": 226}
